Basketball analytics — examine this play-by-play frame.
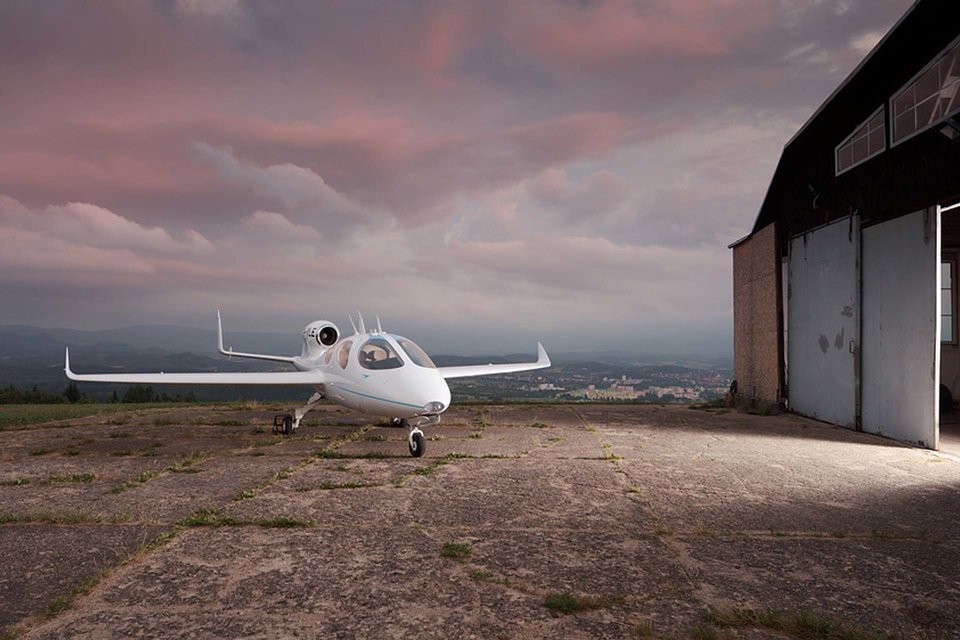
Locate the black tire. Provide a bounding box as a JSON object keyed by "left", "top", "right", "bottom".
{"left": 390, "top": 418, "right": 408, "bottom": 429}
{"left": 409, "top": 432, "right": 425, "bottom": 458}
{"left": 283, "top": 415, "right": 294, "bottom": 436}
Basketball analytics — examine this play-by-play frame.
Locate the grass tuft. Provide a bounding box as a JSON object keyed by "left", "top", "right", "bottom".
{"left": 166, "top": 450, "right": 207, "bottom": 473}
{"left": 46, "top": 473, "right": 96, "bottom": 484}
{"left": 440, "top": 542, "right": 471, "bottom": 559}
{"left": 109, "top": 469, "right": 160, "bottom": 494}
{"left": 315, "top": 481, "right": 371, "bottom": 490}
{"left": 180, "top": 508, "right": 239, "bottom": 527}
{"left": 251, "top": 515, "right": 314, "bottom": 528}
{"left": 543, "top": 592, "right": 624, "bottom": 615}
{"left": 703, "top": 607, "right": 892, "bottom": 640}
{"left": 0, "top": 477, "right": 30, "bottom": 486}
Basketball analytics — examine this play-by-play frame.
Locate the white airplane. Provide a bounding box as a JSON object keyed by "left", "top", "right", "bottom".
{"left": 64, "top": 312, "right": 550, "bottom": 457}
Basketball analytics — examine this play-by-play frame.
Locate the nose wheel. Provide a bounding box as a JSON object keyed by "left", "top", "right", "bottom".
{"left": 408, "top": 428, "right": 425, "bottom": 457}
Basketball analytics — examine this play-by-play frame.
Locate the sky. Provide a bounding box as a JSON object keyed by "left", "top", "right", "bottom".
{"left": 0, "top": 0, "right": 914, "bottom": 356}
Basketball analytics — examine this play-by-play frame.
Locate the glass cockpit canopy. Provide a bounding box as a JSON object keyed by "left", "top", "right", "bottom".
{"left": 395, "top": 337, "right": 436, "bottom": 369}
{"left": 359, "top": 338, "right": 404, "bottom": 370}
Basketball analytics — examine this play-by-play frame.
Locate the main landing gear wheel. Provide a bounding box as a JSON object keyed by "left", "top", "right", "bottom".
{"left": 408, "top": 430, "right": 425, "bottom": 457}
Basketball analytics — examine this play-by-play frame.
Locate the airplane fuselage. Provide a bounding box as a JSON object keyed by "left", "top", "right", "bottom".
{"left": 296, "top": 332, "right": 451, "bottom": 420}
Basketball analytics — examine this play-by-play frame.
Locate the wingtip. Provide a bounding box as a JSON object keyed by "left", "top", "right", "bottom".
{"left": 537, "top": 341, "right": 551, "bottom": 366}
{"left": 64, "top": 347, "right": 74, "bottom": 378}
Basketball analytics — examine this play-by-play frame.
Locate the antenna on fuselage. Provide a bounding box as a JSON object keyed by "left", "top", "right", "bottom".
{"left": 349, "top": 315, "right": 358, "bottom": 334}
{"left": 376, "top": 315, "right": 382, "bottom": 333}
{"left": 357, "top": 311, "right": 366, "bottom": 334}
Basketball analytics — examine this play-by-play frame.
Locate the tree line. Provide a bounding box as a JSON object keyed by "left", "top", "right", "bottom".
{"left": 0, "top": 384, "right": 198, "bottom": 405}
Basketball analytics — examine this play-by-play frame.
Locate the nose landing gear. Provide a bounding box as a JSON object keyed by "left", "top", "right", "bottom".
{"left": 408, "top": 429, "right": 425, "bottom": 457}
{"left": 402, "top": 414, "right": 440, "bottom": 458}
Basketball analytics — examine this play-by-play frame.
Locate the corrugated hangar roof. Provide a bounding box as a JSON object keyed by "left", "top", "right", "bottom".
{"left": 752, "top": 0, "right": 960, "bottom": 235}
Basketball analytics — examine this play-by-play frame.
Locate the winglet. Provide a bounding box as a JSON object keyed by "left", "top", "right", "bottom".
{"left": 64, "top": 347, "right": 76, "bottom": 380}
{"left": 217, "top": 310, "right": 226, "bottom": 354}
{"left": 537, "top": 342, "right": 551, "bottom": 367}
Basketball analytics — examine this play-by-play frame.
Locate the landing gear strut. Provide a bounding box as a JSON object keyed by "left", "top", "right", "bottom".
{"left": 404, "top": 414, "right": 441, "bottom": 458}
{"left": 273, "top": 392, "right": 325, "bottom": 436}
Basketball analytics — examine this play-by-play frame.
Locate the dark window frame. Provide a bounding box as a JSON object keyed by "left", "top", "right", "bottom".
{"left": 942, "top": 255, "right": 956, "bottom": 345}
{"left": 890, "top": 34, "right": 960, "bottom": 147}
{"left": 835, "top": 106, "right": 886, "bottom": 176}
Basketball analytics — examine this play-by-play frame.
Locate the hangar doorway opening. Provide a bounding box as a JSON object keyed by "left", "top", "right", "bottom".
{"left": 939, "top": 202, "right": 960, "bottom": 454}
{"left": 783, "top": 207, "right": 947, "bottom": 450}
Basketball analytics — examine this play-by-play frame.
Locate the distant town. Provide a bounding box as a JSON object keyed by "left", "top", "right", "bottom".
{"left": 448, "top": 360, "right": 732, "bottom": 404}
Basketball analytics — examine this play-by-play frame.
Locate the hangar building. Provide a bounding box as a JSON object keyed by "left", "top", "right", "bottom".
{"left": 732, "top": 0, "right": 960, "bottom": 449}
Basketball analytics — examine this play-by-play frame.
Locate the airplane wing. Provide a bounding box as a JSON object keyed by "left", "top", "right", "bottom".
{"left": 438, "top": 342, "right": 551, "bottom": 380}
{"left": 65, "top": 348, "right": 322, "bottom": 385}
{"left": 217, "top": 310, "right": 298, "bottom": 364}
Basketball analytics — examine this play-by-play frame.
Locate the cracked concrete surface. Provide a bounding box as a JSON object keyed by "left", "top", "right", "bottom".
{"left": 1, "top": 404, "right": 959, "bottom": 638}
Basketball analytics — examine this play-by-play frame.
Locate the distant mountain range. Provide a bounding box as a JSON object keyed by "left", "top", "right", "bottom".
{"left": 0, "top": 324, "right": 731, "bottom": 401}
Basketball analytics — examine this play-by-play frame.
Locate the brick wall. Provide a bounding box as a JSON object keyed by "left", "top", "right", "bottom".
{"left": 732, "top": 223, "right": 780, "bottom": 402}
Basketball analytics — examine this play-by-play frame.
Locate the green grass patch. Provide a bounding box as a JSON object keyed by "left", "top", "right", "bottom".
{"left": 46, "top": 473, "right": 96, "bottom": 484}
{"left": 0, "top": 509, "right": 129, "bottom": 524}
{"left": 315, "top": 481, "right": 372, "bottom": 490}
{"left": 179, "top": 508, "right": 313, "bottom": 528}
{"left": 29, "top": 447, "right": 53, "bottom": 456}
{"left": 110, "top": 469, "right": 160, "bottom": 494}
{"left": 251, "top": 515, "right": 314, "bottom": 528}
{"left": 0, "top": 403, "right": 180, "bottom": 430}
{"left": 703, "top": 607, "right": 895, "bottom": 640}
{"left": 313, "top": 450, "right": 395, "bottom": 459}
{"left": 529, "top": 421, "right": 552, "bottom": 429}
{"left": 179, "top": 508, "right": 239, "bottom": 527}
{"left": 166, "top": 450, "right": 207, "bottom": 472}
{"left": 543, "top": 592, "right": 624, "bottom": 615}
{"left": 110, "top": 450, "right": 133, "bottom": 457}
{"left": 109, "top": 431, "right": 131, "bottom": 438}
{"left": 0, "top": 477, "right": 30, "bottom": 486}
{"left": 153, "top": 416, "right": 177, "bottom": 427}
{"left": 212, "top": 419, "right": 247, "bottom": 426}
{"left": 469, "top": 570, "right": 493, "bottom": 582}
{"left": 440, "top": 542, "right": 471, "bottom": 559}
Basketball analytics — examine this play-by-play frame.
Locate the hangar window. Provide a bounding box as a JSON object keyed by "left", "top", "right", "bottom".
{"left": 835, "top": 108, "right": 885, "bottom": 174}
{"left": 891, "top": 38, "right": 960, "bottom": 145}
{"left": 943, "top": 260, "right": 955, "bottom": 343}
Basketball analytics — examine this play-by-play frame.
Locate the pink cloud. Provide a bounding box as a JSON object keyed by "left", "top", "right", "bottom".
{"left": 516, "top": 0, "right": 774, "bottom": 67}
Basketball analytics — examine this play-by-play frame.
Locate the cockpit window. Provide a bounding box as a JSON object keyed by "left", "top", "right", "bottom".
{"left": 396, "top": 337, "right": 436, "bottom": 369}
{"left": 337, "top": 340, "right": 352, "bottom": 369}
{"left": 359, "top": 338, "right": 404, "bottom": 370}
